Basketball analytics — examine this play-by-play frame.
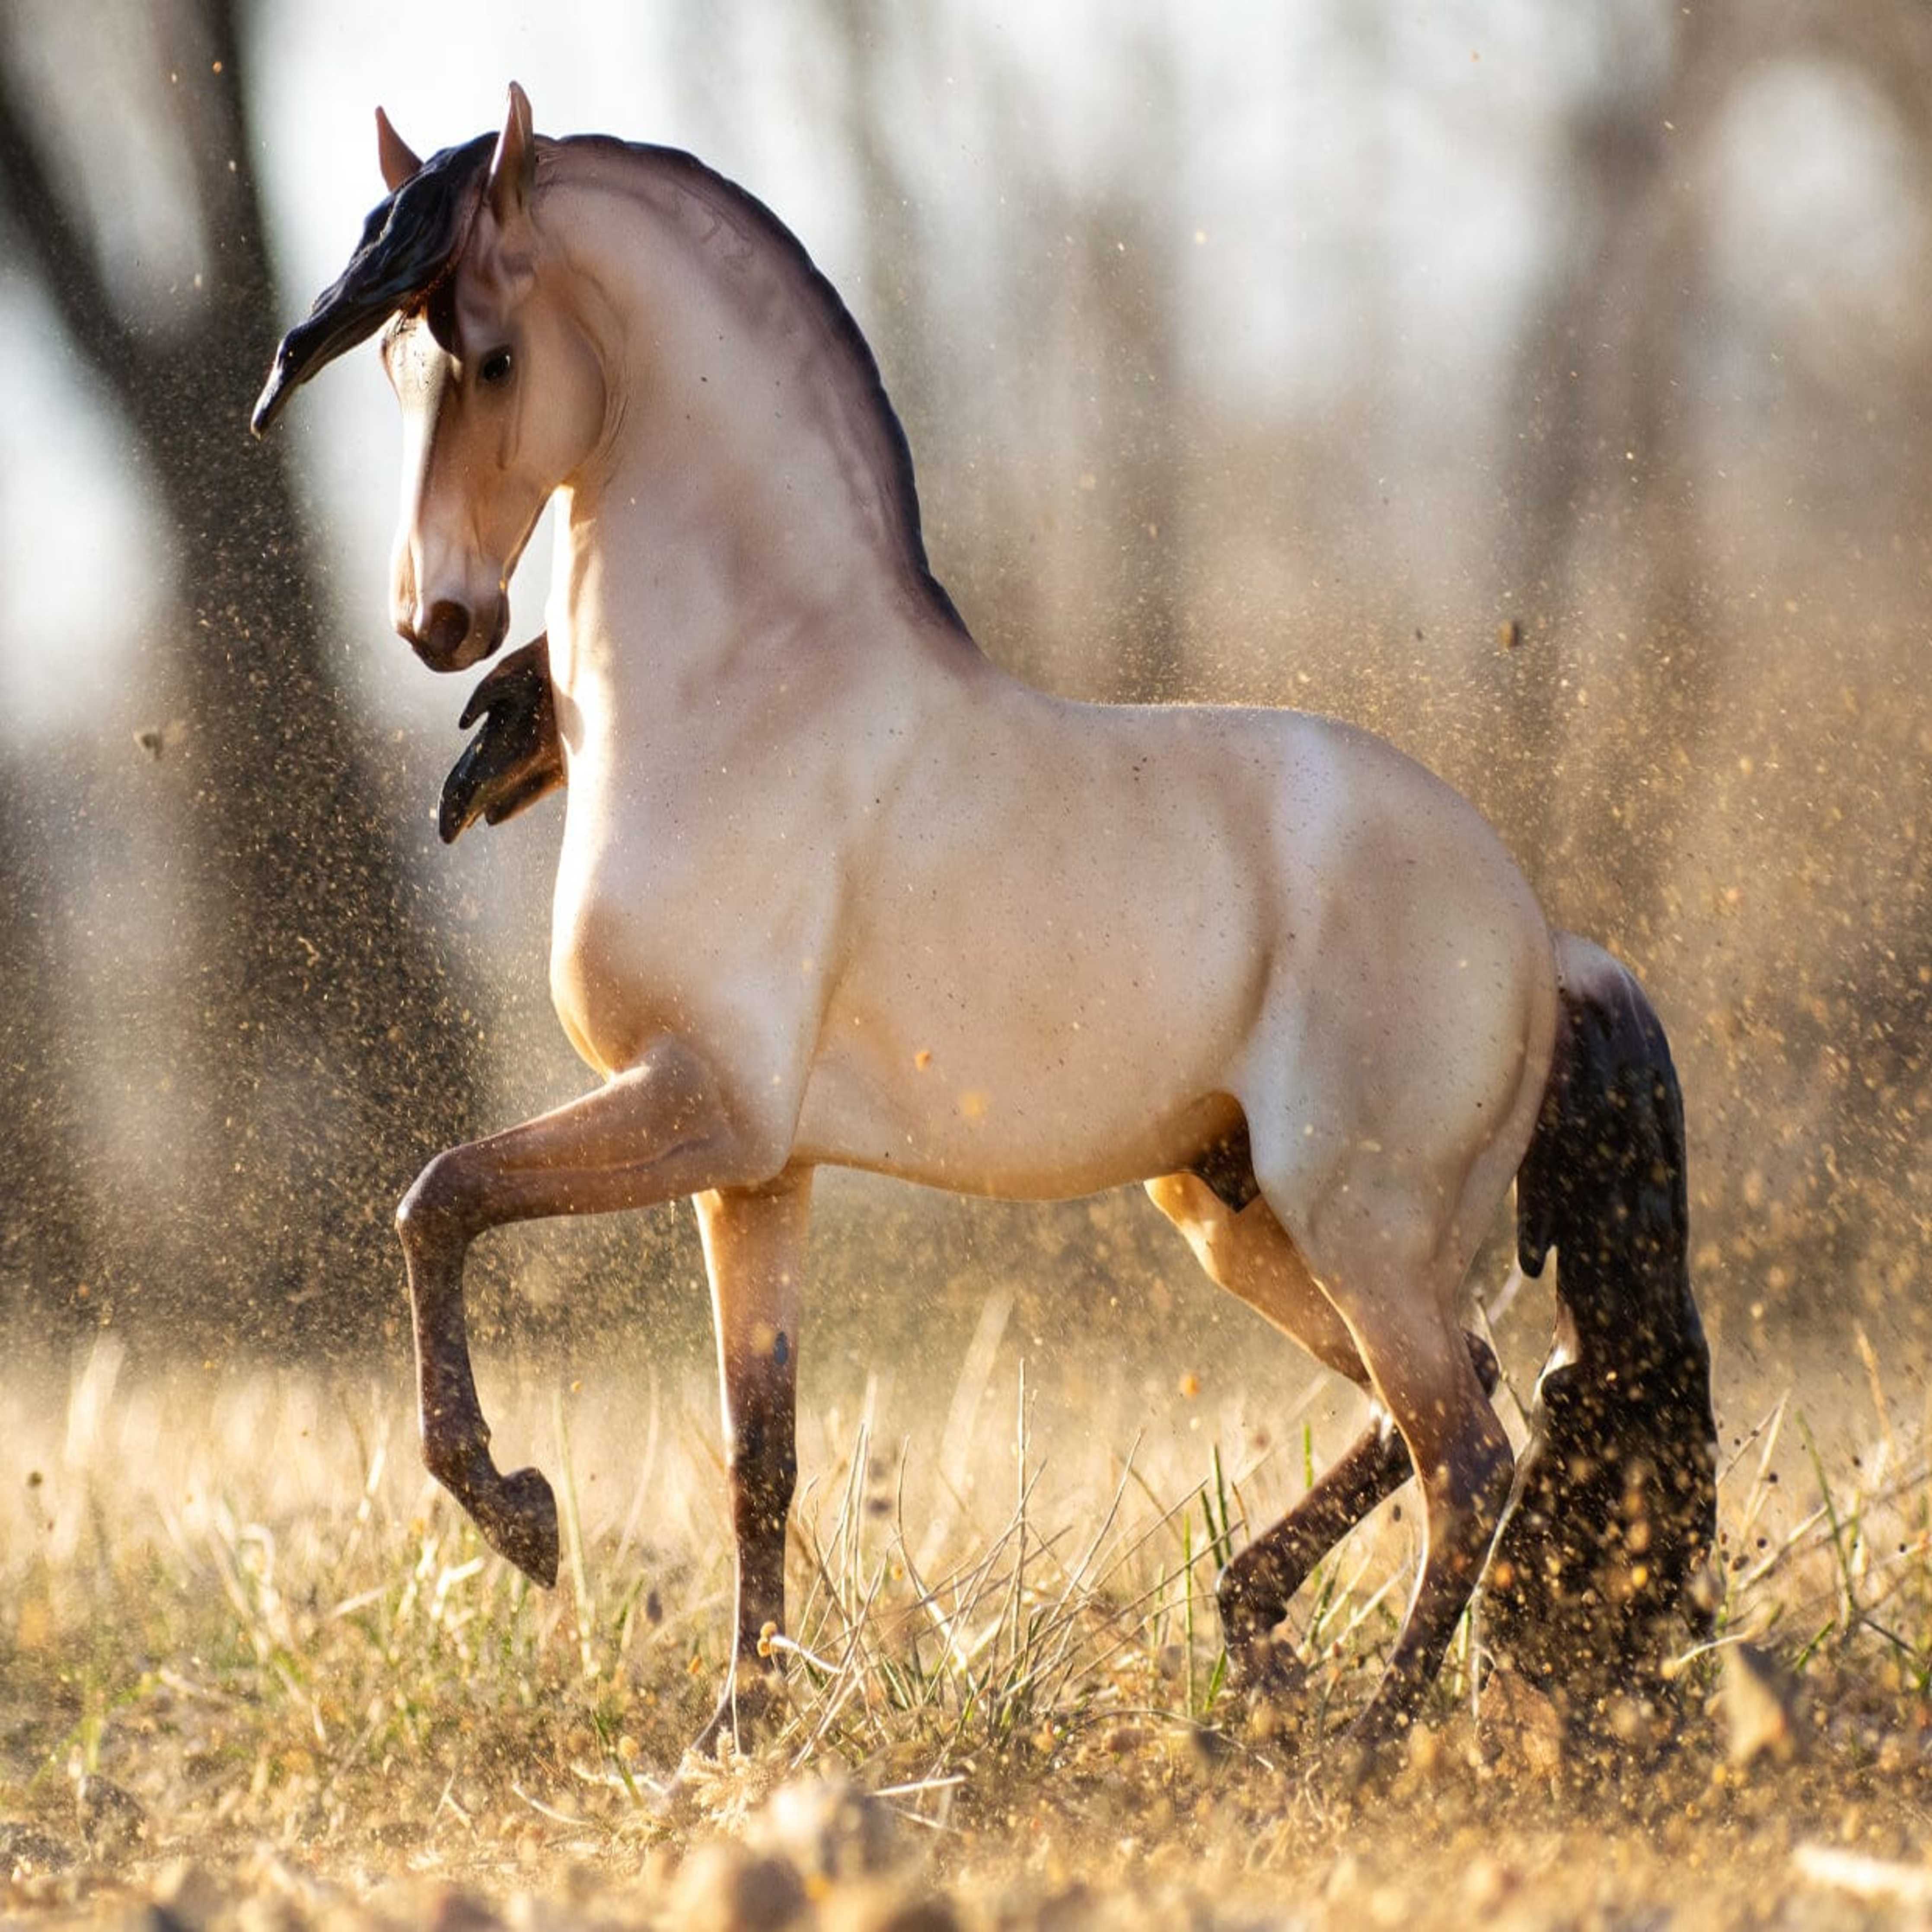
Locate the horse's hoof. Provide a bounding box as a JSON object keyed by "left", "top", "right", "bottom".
{"left": 1327, "top": 1705, "right": 1415, "bottom": 1794}
{"left": 438, "top": 638, "right": 562, "bottom": 842}
{"left": 1228, "top": 1629, "right": 1308, "bottom": 1704}
{"left": 1325, "top": 1730, "right": 1394, "bottom": 1797}
{"left": 686, "top": 1667, "right": 783, "bottom": 1763}
{"left": 480, "top": 1465, "right": 560, "bottom": 1586}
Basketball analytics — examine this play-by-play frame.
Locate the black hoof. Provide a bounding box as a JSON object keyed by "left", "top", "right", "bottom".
{"left": 687, "top": 1666, "right": 783, "bottom": 1761}
{"left": 438, "top": 636, "right": 564, "bottom": 843}
{"left": 1328, "top": 1711, "right": 1409, "bottom": 1793}
{"left": 475, "top": 1464, "right": 560, "bottom": 1586}
{"left": 1225, "top": 1626, "right": 1307, "bottom": 1704}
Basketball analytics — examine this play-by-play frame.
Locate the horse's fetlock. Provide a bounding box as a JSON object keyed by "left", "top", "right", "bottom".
{"left": 1464, "top": 1331, "right": 1502, "bottom": 1397}
{"left": 420, "top": 1432, "right": 459, "bottom": 1490}
{"left": 397, "top": 1154, "right": 475, "bottom": 1246}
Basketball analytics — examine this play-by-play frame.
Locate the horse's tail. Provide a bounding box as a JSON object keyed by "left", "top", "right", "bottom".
{"left": 1482, "top": 933, "right": 1718, "bottom": 1705}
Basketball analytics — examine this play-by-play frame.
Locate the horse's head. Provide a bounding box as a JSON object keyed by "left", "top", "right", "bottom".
{"left": 377, "top": 86, "right": 607, "bottom": 672}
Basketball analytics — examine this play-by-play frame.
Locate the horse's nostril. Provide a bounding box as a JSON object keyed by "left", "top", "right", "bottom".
{"left": 426, "top": 600, "right": 473, "bottom": 661}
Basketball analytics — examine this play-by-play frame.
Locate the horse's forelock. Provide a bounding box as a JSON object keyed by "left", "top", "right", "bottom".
{"left": 252, "top": 131, "right": 495, "bottom": 435}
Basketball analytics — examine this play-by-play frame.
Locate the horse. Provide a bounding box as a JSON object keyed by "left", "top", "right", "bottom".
{"left": 253, "top": 85, "right": 1718, "bottom": 1763}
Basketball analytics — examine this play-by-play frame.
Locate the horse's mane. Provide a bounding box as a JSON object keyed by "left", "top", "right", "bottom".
{"left": 561, "top": 136, "right": 968, "bottom": 640}
{"left": 254, "top": 124, "right": 968, "bottom": 641}
{"left": 252, "top": 133, "right": 494, "bottom": 434}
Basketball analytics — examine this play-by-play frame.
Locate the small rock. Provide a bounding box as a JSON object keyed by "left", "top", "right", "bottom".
{"left": 1463, "top": 1855, "right": 1515, "bottom": 1913}
{"left": 1480, "top": 1671, "right": 1566, "bottom": 1777}
{"left": 233, "top": 1895, "right": 305, "bottom": 1932}
{"left": 73, "top": 1773, "right": 146, "bottom": 1858}
{"left": 752, "top": 1775, "right": 896, "bottom": 1883}
{"left": 817, "top": 1881, "right": 961, "bottom": 1932}
{"left": 424, "top": 1886, "right": 506, "bottom": 1932}
{"left": 131, "top": 1909, "right": 198, "bottom": 1932}
{"left": 669, "top": 1844, "right": 808, "bottom": 1932}
{"left": 1725, "top": 1641, "right": 1802, "bottom": 1767}
{"left": 0, "top": 1820, "right": 75, "bottom": 1875}
{"left": 153, "top": 1857, "right": 226, "bottom": 1928}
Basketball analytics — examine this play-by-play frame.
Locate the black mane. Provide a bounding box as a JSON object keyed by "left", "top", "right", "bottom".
{"left": 605, "top": 139, "right": 966, "bottom": 637}
{"left": 251, "top": 132, "right": 494, "bottom": 436}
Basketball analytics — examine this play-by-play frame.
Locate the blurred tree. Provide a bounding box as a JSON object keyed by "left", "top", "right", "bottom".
{"left": 1489, "top": 2, "right": 1719, "bottom": 947}
{"left": 0, "top": 769, "right": 86, "bottom": 1311}
{"left": 0, "top": 0, "right": 479, "bottom": 1346}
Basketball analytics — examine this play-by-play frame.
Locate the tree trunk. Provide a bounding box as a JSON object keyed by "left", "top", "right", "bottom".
{"left": 0, "top": 0, "right": 480, "bottom": 1346}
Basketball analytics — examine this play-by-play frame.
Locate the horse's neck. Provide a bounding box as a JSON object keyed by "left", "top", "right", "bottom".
{"left": 546, "top": 469, "right": 969, "bottom": 766}
{"left": 543, "top": 166, "right": 975, "bottom": 732}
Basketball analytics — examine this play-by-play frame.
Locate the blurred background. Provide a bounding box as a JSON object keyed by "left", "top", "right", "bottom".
{"left": 0, "top": 0, "right": 1927, "bottom": 1421}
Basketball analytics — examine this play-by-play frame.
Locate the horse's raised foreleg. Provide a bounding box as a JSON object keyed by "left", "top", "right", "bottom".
{"left": 396, "top": 1037, "right": 746, "bottom": 1584}
{"left": 688, "top": 1174, "right": 812, "bottom": 1753}
{"left": 1218, "top": 1332, "right": 1500, "bottom": 1690}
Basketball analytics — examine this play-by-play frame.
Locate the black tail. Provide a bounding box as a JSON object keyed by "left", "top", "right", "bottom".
{"left": 1482, "top": 935, "right": 1718, "bottom": 1707}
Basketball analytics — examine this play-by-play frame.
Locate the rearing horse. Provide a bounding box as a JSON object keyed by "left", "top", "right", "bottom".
{"left": 255, "top": 86, "right": 1717, "bottom": 1759}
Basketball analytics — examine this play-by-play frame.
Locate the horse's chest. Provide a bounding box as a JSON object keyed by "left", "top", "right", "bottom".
{"left": 544, "top": 775, "right": 830, "bottom": 1078}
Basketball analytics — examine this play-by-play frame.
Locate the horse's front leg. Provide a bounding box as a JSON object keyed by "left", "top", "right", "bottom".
{"left": 689, "top": 1173, "right": 813, "bottom": 1753}
{"left": 395, "top": 1037, "right": 751, "bottom": 1584}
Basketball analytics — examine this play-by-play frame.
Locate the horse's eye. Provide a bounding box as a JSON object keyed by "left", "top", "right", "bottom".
{"left": 479, "top": 348, "right": 514, "bottom": 386}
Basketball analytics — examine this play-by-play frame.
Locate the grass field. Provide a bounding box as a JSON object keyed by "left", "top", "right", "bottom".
{"left": 3, "top": 1295, "right": 1932, "bottom": 1930}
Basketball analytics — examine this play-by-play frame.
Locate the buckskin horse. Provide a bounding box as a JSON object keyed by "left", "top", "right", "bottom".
{"left": 253, "top": 86, "right": 1717, "bottom": 1761}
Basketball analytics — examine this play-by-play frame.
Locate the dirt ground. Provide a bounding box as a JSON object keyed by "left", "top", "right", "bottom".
{"left": 3, "top": 1324, "right": 1931, "bottom": 1930}
{"left": 4, "top": 1675, "right": 1931, "bottom": 1931}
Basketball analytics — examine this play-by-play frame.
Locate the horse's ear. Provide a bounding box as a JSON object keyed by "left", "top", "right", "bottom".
{"left": 374, "top": 106, "right": 422, "bottom": 193}
{"left": 486, "top": 81, "right": 536, "bottom": 224}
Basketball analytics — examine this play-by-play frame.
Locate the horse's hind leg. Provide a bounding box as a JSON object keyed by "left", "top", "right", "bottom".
{"left": 1218, "top": 1333, "right": 1499, "bottom": 1688}
{"left": 689, "top": 1173, "right": 813, "bottom": 1753}
{"left": 1146, "top": 1173, "right": 1502, "bottom": 1693}
{"left": 1313, "top": 1246, "right": 1514, "bottom": 1756}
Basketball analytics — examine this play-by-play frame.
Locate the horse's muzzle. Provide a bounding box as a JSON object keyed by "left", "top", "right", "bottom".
{"left": 402, "top": 596, "right": 509, "bottom": 673}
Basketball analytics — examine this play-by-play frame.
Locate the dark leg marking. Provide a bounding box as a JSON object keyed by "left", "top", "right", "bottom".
{"left": 1346, "top": 1400, "right": 1512, "bottom": 1757}
{"left": 692, "top": 1331, "right": 799, "bottom": 1756}
{"left": 728, "top": 1346, "right": 799, "bottom": 1665}
{"left": 398, "top": 1180, "right": 560, "bottom": 1585}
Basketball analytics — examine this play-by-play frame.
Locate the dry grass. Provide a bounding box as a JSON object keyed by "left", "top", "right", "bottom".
{"left": 3, "top": 1314, "right": 1932, "bottom": 1929}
